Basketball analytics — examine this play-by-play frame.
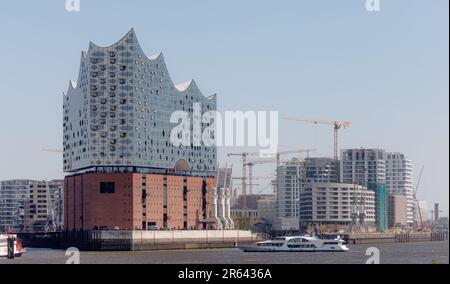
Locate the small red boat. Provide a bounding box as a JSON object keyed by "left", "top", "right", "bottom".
{"left": 0, "top": 231, "right": 26, "bottom": 258}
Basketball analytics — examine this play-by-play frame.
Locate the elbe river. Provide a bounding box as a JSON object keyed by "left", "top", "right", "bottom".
{"left": 1, "top": 241, "right": 448, "bottom": 264}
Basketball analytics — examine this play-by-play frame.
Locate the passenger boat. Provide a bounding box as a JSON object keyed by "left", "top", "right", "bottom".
{"left": 240, "top": 234, "right": 349, "bottom": 252}
{"left": 0, "top": 234, "right": 26, "bottom": 257}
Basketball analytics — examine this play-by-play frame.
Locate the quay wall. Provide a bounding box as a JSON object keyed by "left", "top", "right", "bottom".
{"left": 20, "top": 230, "right": 257, "bottom": 251}
{"left": 346, "top": 232, "right": 449, "bottom": 244}
{"left": 19, "top": 231, "right": 448, "bottom": 251}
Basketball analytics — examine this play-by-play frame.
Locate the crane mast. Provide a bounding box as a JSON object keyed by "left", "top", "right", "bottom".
{"left": 284, "top": 117, "right": 351, "bottom": 160}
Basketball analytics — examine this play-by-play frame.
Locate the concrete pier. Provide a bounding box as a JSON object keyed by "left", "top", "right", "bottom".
{"left": 20, "top": 230, "right": 258, "bottom": 251}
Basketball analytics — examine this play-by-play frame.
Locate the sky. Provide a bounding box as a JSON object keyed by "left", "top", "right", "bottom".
{"left": 0, "top": 0, "right": 448, "bottom": 216}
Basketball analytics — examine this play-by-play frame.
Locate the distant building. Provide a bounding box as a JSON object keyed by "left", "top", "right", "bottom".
{"left": 276, "top": 158, "right": 305, "bottom": 220}
{"left": 233, "top": 194, "right": 272, "bottom": 211}
{"left": 24, "top": 180, "right": 64, "bottom": 232}
{"left": 388, "top": 194, "right": 408, "bottom": 228}
{"left": 256, "top": 194, "right": 277, "bottom": 223}
{"left": 434, "top": 203, "right": 440, "bottom": 223}
{"left": 385, "top": 152, "right": 414, "bottom": 225}
{"left": 341, "top": 149, "right": 387, "bottom": 186}
{"left": 299, "top": 183, "right": 375, "bottom": 231}
{"left": 305, "top": 158, "right": 340, "bottom": 184}
{"left": 271, "top": 217, "right": 300, "bottom": 231}
{"left": 0, "top": 180, "right": 29, "bottom": 232}
{"left": 275, "top": 157, "right": 340, "bottom": 231}
{"left": 0, "top": 180, "right": 64, "bottom": 233}
{"left": 230, "top": 209, "right": 259, "bottom": 219}
{"left": 341, "top": 149, "right": 389, "bottom": 232}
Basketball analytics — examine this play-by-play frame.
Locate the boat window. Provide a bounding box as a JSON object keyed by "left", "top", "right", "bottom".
{"left": 324, "top": 242, "right": 339, "bottom": 245}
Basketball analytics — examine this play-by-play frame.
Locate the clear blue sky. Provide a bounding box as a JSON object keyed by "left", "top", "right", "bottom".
{"left": 0, "top": 0, "right": 448, "bottom": 216}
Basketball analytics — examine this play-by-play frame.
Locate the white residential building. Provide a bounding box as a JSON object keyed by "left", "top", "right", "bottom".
{"left": 385, "top": 152, "right": 414, "bottom": 225}
{"left": 277, "top": 158, "right": 305, "bottom": 219}
{"left": 299, "top": 183, "right": 376, "bottom": 227}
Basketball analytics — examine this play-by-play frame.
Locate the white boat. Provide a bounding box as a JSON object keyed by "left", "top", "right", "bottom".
{"left": 240, "top": 234, "right": 349, "bottom": 252}
{"left": 0, "top": 234, "right": 26, "bottom": 257}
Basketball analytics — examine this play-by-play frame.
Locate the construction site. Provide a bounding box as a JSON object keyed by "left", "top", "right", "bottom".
{"left": 226, "top": 117, "right": 447, "bottom": 238}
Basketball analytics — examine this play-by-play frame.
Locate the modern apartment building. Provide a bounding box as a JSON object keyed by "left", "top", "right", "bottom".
{"left": 341, "top": 149, "right": 389, "bottom": 231}
{"left": 276, "top": 158, "right": 306, "bottom": 220}
{"left": 299, "top": 183, "right": 375, "bottom": 229}
{"left": 63, "top": 29, "right": 218, "bottom": 231}
{"left": 276, "top": 158, "right": 340, "bottom": 219}
{"left": 385, "top": 152, "right": 414, "bottom": 225}
{"left": 0, "top": 180, "right": 29, "bottom": 232}
{"left": 341, "top": 149, "right": 387, "bottom": 186}
{"left": 0, "top": 180, "right": 64, "bottom": 233}
{"left": 305, "top": 158, "right": 340, "bottom": 184}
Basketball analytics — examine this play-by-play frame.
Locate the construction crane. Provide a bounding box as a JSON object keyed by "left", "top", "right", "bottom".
{"left": 246, "top": 148, "right": 315, "bottom": 195}
{"left": 414, "top": 166, "right": 425, "bottom": 231}
{"left": 229, "top": 149, "right": 314, "bottom": 208}
{"left": 42, "top": 149, "right": 63, "bottom": 153}
{"left": 245, "top": 159, "right": 277, "bottom": 196}
{"left": 227, "top": 152, "right": 263, "bottom": 209}
{"left": 284, "top": 117, "right": 351, "bottom": 161}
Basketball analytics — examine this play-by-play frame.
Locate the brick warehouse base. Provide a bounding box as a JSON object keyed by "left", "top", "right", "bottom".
{"left": 64, "top": 173, "right": 217, "bottom": 231}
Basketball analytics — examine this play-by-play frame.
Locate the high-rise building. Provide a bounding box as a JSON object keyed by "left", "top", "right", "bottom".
{"left": 341, "top": 149, "right": 389, "bottom": 231}
{"left": 63, "top": 29, "right": 218, "bottom": 231}
{"left": 276, "top": 158, "right": 340, "bottom": 219}
{"left": 0, "top": 180, "right": 29, "bottom": 232}
{"left": 340, "top": 149, "right": 387, "bottom": 186}
{"left": 299, "top": 183, "right": 375, "bottom": 230}
{"left": 0, "top": 180, "right": 64, "bottom": 233}
{"left": 276, "top": 158, "right": 305, "bottom": 220}
{"left": 385, "top": 152, "right": 414, "bottom": 225}
{"left": 305, "top": 158, "right": 340, "bottom": 184}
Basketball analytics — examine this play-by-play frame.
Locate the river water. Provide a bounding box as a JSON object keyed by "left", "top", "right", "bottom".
{"left": 1, "top": 241, "right": 448, "bottom": 264}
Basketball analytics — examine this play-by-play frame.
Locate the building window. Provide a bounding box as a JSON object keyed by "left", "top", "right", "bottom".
{"left": 100, "top": 182, "right": 115, "bottom": 194}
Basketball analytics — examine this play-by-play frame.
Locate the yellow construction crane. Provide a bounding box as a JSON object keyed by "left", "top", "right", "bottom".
{"left": 284, "top": 117, "right": 351, "bottom": 160}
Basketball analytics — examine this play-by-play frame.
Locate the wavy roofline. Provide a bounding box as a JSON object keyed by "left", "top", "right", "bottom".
{"left": 88, "top": 28, "right": 135, "bottom": 49}
{"left": 65, "top": 28, "right": 216, "bottom": 100}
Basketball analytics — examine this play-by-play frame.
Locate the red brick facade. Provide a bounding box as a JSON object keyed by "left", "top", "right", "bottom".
{"left": 64, "top": 173, "right": 216, "bottom": 231}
